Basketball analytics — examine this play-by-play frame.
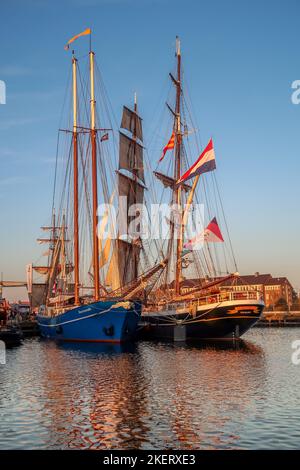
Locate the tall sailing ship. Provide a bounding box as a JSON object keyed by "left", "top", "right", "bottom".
{"left": 33, "top": 30, "right": 148, "bottom": 343}
{"left": 31, "top": 31, "right": 263, "bottom": 343}
{"left": 136, "top": 37, "right": 265, "bottom": 341}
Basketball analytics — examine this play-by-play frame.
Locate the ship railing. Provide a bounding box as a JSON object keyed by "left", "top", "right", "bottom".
{"left": 152, "top": 289, "right": 262, "bottom": 312}
{"left": 181, "top": 290, "right": 262, "bottom": 310}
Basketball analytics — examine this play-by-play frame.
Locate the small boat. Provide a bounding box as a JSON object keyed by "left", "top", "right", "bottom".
{"left": 0, "top": 297, "right": 9, "bottom": 326}
{"left": 0, "top": 327, "right": 23, "bottom": 347}
{"left": 18, "top": 319, "right": 40, "bottom": 337}
{"left": 0, "top": 297, "right": 23, "bottom": 346}
{"left": 30, "top": 29, "right": 143, "bottom": 343}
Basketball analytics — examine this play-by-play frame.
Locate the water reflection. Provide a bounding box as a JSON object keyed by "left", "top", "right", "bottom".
{"left": 137, "top": 339, "right": 266, "bottom": 449}
{"left": 1, "top": 330, "right": 300, "bottom": 449}
{"left": 56, "top": 340, "right": 137, "bottom": 356}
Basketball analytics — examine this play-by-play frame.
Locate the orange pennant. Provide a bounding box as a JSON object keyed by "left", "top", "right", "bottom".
{"left": 64, "top": 28, "right": 91, "bottom": 50}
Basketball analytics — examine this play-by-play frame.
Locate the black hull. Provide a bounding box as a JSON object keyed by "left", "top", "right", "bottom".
{"left": 19, "top": 320, "right": 40, "bottom": 338}
{"left": 0, "top": 327, "right": 23, "bottom": 347}
{"left": 139, "top": 302, "right": 264, "bottom": 341}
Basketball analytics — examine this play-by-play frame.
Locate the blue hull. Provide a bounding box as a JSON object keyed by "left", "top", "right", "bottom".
{"left": 37, "top": 300, "right": 142, "bottom": 343}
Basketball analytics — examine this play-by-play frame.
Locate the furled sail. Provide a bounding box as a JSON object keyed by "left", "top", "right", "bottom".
{"left": 119, "top": 132, "right": 144, "bottom": 182}
{"left": 37, "top": 238, "right": 56, "bottom": 244}
{"left": 32, "top": 264, "right": 73, "bottom": 276}
{"left": 117, "top": 172, "right": 144, "bottom": 285}
{"left": 118, "top": 172, "right": 144, "bottom": 241}
{"left": 117, "top": 239, "right": 141, "bottom": 287}
{"left": 0, "top": 281, "right": 27, "bottom": 287}
{"left": 29, "top": 283, "right": 48, "bottom": 309}
{"left": 47, "top": 240, "right": 62, "bottom": 299}
{"left": 33, "top": 266, "right": 50, "bottom": 275}
{"left": 105, "top": 241, "right": 120, "bottom": 291}
{"left": 116, "top": 102, "right": 146, "bottom": 288}
{"left": 121, "top": 106, "right": 143, "bottom": 141}
{"left": 99, "top": 237, "right": 111, "bottom": 268}
{"left": 154, "top": 171, "right": 191, "bottom": 193}
{"left": 118, "top": 172, "right": 145, "bottom": 206}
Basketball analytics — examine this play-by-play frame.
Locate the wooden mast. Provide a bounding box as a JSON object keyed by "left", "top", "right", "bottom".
{"left": 174, "top": 36, "right": 182, "bottom": 296}
{"left": 46, "top": 209, "right": 56, "bottom": 301}
{"left": 133, "top": 92, "right": 139, "bottom": 280}
{"left": 90, "top": 49, "right": 100, "bottom": 301}
{"left": 72, "top": 54, "right": 80, "bottom": 305}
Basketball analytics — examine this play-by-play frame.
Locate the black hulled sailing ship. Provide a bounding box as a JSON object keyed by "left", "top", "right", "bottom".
{"left": 138, "top": 37, "right": 264, "bottom": 341}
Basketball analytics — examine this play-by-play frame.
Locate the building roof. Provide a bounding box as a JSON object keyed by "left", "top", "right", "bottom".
{"left": 160, "top": 273, "right": 294, "bottom": 290}
{"left": 264, "top": 277, "right": 293, "bottom": 288}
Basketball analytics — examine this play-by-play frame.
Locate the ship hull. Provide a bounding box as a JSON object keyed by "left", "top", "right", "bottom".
{"left": 37, "top": 300, "right": 142, "bottom": 343}
{"left": 0, "top": 327, "right": 23, "bottom": 347}
{"left": 139, "top": 299, "right": 264, "bottom": 341}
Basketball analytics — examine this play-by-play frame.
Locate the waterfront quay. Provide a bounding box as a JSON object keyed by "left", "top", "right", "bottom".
{"left": 256, "top": 311, "right": 300, "bottom": 327}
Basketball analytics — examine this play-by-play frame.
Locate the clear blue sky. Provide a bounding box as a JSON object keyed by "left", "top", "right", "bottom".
{"left": 0, "top": 0, "right": 300, "bottom": 300}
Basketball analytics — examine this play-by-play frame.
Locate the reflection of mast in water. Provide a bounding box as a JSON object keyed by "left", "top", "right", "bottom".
{"left": 37, "top": 342, "right": 87, "bottom": 448}
{"left": 171, "top": 341, "right": 266, "bottom": 449}
{"left": 39, "top": 342, "right": 150, "bottom": 449}
{"left": 139, "top": 340, "right": 266, "bottom": 449}
{"left": 35, "top": 339, "right": 267, "bottom": 449}
{"left": 87, "top": 349, "right": 149, "bottom": 449}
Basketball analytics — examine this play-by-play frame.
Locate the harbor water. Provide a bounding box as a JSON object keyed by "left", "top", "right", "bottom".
{"left": 0, "top": 328, "right": 300, "bottom": 449}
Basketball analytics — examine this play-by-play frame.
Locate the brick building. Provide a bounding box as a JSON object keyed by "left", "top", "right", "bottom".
{"left": 167, "top": 272, "right": 295, "bottom": 310}
{"left": 221, "top": 273, "right": 294, "bottom": 310}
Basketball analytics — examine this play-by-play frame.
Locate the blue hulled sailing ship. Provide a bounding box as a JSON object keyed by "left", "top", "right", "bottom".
{"left": 33, "top": 29, "right": 146, "bottom": 342}
{"left": 37, "top": 300, "right": 141, "bottom": 343}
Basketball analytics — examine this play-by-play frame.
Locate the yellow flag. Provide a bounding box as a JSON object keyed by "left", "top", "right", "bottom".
{"left": 64, "top": 28, "right": 91, "bottom": 50}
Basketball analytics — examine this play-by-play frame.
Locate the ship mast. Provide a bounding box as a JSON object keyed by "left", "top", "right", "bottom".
{"left": 133, "top": 92, "right": 139, "bottom": 279}
{"left": 174, "top": 36, "right": 182, "bottom": 296}
{"left": 90, "top": 49, "right": 100, "bottom": 301}
{"left": 72, "top": 54, "right": 80, "bottom": 305}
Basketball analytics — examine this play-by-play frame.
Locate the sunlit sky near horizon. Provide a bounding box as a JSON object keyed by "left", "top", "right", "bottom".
{"left": 1, "top": 0, "right": 300, "bottom": 301}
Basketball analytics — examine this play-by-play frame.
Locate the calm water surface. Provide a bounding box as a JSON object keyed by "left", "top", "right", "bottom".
{"left": 0, "top": 328, "right": 300, "bottom": 449}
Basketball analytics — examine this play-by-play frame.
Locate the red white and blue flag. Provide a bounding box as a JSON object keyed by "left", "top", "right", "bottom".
{"left": 184, "top": 217, "right": 224, "bottom": 249}
{"left": 176, "top": 138, "right": 216, "bottom": 185}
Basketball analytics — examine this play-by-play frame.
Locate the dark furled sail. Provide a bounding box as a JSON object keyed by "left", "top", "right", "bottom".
{"left": 117, "top": 172, "right": 144, "bottom": 283}
{"left": 121, "top": 105, "right": 143, "bottom": 141}
{"left": 117, "top": 101, "right": 145, "bottom": 285}
{"left": 118, "top": 172, "right": 144, "bottom": 207}
{"left": 29, "top": 283, "right": 48, "bottom": 309}
{"left": 119, "top": 132, "right": 144, "bottom": 182}
{"left": 117, "top": 239, "right": 141, "bottom": 287}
